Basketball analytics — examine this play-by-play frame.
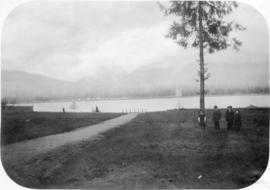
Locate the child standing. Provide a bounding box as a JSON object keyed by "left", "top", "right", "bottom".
{"left": 198, "top": 110, "right": 207, "bottom": 130}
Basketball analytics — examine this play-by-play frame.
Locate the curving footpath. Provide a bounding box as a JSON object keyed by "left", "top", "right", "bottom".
{"left": 2, "top": 113, "right": 138, "bottom": 165}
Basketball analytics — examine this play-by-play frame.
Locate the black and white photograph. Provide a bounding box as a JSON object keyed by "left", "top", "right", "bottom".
{"left": 1, "top": 0, "right": 269, "bottom": 189}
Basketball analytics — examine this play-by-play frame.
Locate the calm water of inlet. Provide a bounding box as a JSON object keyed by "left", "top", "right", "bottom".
{"left": 33, "top": 94, "right": 269, "bottom": 113}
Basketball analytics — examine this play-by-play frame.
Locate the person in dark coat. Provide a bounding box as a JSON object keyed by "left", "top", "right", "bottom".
{"left": 198, "top": 110, "right": 206, "bottom": 130}
{"left": 213, "top": 105, "right": 221, "bottom": 129}
{"left": 95, "top": 106, "right": 100, "bottom": 113}
{"left": 226, "top": 106, "right": 234, "bottom": 130}
{"left": 234, "top": 110, "right": 242, "bottom": 131}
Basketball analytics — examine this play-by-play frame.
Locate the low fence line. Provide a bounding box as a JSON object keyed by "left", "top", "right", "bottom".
{"left": 121, "top": 108, "right": 147, "bottom": 114}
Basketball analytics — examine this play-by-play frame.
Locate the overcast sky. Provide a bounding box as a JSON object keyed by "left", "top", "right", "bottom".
{"left": 2, "top": 1, "right": 269, "bottom": 82}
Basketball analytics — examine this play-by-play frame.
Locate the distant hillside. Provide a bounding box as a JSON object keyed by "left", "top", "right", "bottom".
{"left": 1, "top": 65, "right": 269, "bottom": 103}
{"left": 1, "top": 70, "right": 79, "bottom": 101}
{"left": 79, "top": 61, "right": 269, "bottom": 94}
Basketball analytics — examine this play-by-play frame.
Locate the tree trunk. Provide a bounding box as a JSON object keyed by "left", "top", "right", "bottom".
{"left": 198, "top": 1, "right": 205, "bottom": 112}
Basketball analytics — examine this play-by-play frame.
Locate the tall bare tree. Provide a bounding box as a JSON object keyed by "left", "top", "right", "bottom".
{"left": 161, "top": 1, "right": 245, "bottom": 112}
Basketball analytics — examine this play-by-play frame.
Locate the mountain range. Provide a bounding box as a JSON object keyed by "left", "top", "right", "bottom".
{"left": 1, "top": 62, "right": 268, "bottom": 102}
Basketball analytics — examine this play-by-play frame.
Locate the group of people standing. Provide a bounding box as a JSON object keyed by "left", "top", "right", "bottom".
{"left": 198, "top": 105, "right": 242, "bottom": 131}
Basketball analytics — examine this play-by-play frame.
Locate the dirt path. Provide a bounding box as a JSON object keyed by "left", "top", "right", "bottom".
{"left": 2, "top": 113, "right": 138, "bottom": 165}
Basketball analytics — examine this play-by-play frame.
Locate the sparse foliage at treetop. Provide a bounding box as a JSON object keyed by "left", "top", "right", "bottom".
{"left": 160, "top": 1, "right": 245, "bottom": 111}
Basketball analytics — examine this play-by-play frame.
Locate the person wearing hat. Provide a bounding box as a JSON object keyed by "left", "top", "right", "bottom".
{"left": 226, "top": 106, "right": 234, "bottom": 130}
{"left": 213, "top": 105, "right": 221, "bottom": 129}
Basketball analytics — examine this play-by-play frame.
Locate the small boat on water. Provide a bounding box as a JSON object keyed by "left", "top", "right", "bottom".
{"left": 69, "top": 101, "right": 78, "bottom": 109}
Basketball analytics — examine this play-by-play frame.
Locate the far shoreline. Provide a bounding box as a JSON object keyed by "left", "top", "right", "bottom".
{"left": 10, "top": 93, "right": 270, "bottom": 106}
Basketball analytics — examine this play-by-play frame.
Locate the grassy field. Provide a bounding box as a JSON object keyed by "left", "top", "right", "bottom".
{"left": 2, "top": 108, "right": 269, "bottom": 189}
{"left": 1, "top": 112, "right": 122, "bottom": 145}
